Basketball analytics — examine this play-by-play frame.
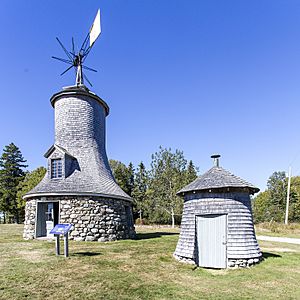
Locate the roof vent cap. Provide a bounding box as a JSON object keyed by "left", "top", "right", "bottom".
{"left": 211, "top": 154, "right": 221, "bottom": 167}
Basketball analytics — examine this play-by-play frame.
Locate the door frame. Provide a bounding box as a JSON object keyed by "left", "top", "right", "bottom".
{"left": 35, "top": 198, "right": 60, "bottom": 238}
{"left": 195, "top": 213, "right": 228, "bottom": 268}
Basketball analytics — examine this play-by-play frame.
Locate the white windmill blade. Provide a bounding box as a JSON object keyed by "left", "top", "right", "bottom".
{"left": 89, "top": 9, "right": 101, "bottom": 47}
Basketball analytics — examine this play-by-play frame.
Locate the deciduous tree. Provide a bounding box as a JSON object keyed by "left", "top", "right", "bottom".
{"left": 16, "top": 167, "right": 46, "bottom": 221}
{"left": 253, "top": 171, "right": 300, "bottom": 223}
{"left": 147, "top": 147, "right": 188, "bottom": 227}
{"left": 132, "top": 162, "right": 148, "bottom": 222}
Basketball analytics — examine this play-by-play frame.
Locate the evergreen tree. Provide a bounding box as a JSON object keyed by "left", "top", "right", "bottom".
{"left": 0, "top": 143, "right": 27, "bottom": 223}
{"left": 127, "top": 162, "right": 135, "bottom": 197}
{"left": 185, "top": 160, "right": 198, "bottom": 184}
{"left": 16, "top": 167, "right": 46, "bottom": 221}
{"left": 109, "top": 159, "right": 135, "bottom": 196}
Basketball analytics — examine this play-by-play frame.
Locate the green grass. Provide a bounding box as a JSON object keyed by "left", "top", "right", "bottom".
{"left": 1, "top": 225, "right": 300, "bottom": 299}
{"left": 255, "top": 222, "right": 300, "bottom": 238}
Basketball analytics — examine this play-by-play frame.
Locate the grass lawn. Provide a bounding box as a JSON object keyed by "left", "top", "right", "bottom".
{"left": 255, "top": 222, "right": 300, "bottom": 238}
{"left": 1, "top": 225, "right": 300, "bottom": 299}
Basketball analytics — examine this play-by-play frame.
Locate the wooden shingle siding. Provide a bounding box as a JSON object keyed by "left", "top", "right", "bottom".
{"left": 174, "top": 193, "right": 261, "bottom": 263}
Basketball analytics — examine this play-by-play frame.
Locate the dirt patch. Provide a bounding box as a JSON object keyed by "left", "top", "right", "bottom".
{"left": 17, "top": 249, "right": 45, "bottom": 262}
{"left": 205, "top": 269, "right": 228, "bottom": 275}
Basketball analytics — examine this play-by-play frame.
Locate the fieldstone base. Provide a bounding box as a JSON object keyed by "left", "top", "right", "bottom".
{"left": 227, "top": 257, "right": 262, "bottom": 268}
{"left": 173, "top": 254, "right": 263, "bottom": 268}
{"left": 23, "top": 196, "right": 136, "bottom": 241}
{"left": 23, "top": 200, "right": 37, "bottom": 239}
{"left": 173, "top": 253, "right": 196, "bottom": 265}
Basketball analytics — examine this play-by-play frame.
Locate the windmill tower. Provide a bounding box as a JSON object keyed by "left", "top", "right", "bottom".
{"left": 23, "top": 10, "right": 136, "bottom": 241}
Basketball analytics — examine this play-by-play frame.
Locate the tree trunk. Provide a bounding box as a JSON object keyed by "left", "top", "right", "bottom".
{"left": 139, "top": 210, "right": 143, "bottom": 225}
{"left": 13, "top": 198, "right": 19, "bottom": 224}
{"left": 15, "top": 211, "right": 19, "bottom": 224}
{"left": 171, "top": 207, "right": 175, "bottom": 228}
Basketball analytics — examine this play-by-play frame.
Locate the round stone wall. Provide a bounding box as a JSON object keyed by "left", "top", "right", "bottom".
{"left": 23, "top": 196, "right": 136, "bottom": 241}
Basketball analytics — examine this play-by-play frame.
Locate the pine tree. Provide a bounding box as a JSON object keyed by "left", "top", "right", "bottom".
{"left": 127, "top": 162, "right": 135, "bottom": 197}
{"left": 109, "top": 160, "right": 135, "bottom": 196}
{"left": 0, "top": 143, "right": 27, "bottom": 223}
{"left": 185, "top": 160, "right": 198, "bottom": 184}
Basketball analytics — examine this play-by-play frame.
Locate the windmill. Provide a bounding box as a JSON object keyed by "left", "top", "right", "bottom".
{"left": 52, "top": 9, "right": 101, "bottom": 87}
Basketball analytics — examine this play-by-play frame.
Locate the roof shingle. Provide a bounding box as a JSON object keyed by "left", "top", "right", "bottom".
{"left": 177, "top": 166, "right": 259, "bottom": 195}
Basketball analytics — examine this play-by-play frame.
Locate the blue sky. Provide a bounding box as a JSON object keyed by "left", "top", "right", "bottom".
{"left": 1, "top": 0, "right": 300, "bottom": 191}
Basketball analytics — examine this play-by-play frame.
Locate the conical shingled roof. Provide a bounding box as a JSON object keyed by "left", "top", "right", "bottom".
{"left": 177, "top": 166, "right": 259, "bottom": 195}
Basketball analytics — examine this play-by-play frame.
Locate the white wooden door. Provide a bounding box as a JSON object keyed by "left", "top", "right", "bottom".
{"left": 196, "top": 214, "right": 227, "bottom": 268}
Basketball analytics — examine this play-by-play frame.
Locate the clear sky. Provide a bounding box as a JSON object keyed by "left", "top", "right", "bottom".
{"left": 0, "top": 0, "right": 300, "bottom": 191}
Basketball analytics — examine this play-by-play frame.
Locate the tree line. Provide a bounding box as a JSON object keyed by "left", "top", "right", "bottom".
{"left": 109, "top": 146, "right": 198, "bottom": 226}
{"left": 2, "top": 142, "right": 300, "bottom": 225}
{"left": 0, "top": 143, "right": 47, "bottom": 223}
{"left": 0, "top": 143, "right": 198, "bottom": 225}
{"left": 253, "top": 171, "right": 300, "bottom": 223}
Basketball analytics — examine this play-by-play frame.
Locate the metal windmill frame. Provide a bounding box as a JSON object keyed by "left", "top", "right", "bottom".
{"left": 52, "top": 9, "right": 101, "bottom": 87}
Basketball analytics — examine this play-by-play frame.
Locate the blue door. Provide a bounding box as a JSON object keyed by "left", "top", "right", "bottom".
{"left": 196, "top": 214, "right": 227, "bottom": 268}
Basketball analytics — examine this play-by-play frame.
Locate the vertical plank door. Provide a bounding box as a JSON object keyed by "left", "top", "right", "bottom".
{"left": 196, "top": 214, "right": 227, "bottom": 268}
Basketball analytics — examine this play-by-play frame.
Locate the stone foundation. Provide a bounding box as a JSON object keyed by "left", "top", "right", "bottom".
{"left": 173, "top": 254, "right": 262, "bottom": 269}
{"left": 23, "top": 195, "right": 136, "bottom": 241}
{"left": 227, "top": 257, "right": 262, "bottom": 268}
{"left": 173, "top": 254, "right": 196, "bottom": 265}
{"left": 23, "top": 200, "right": 37, "bottom": 239}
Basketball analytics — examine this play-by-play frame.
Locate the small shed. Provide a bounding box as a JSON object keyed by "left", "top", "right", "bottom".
{"left": 174, "top": 155, "right": 262, "bottom": 268}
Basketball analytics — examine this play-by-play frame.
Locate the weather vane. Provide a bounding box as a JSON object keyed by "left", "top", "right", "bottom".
{"left": 52, "top": 9, "right": 101, "bottom": 87}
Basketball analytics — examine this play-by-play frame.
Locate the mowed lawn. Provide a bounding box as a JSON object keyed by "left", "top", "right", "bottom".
{"left": 1, "top": 225, "right": 300, "bottom": 300}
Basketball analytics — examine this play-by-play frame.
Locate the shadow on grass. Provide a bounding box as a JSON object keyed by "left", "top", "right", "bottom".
{"left": 262, "top": 252, "right": 281, "bottom": 259}
{"left": 136, "top": 232, "right": 178, "bottom": 240}
{"left": 73, "top": 251, "right": 102, "bottom": 257}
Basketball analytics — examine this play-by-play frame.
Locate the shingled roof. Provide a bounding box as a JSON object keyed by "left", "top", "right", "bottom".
{"left": 177, "top": 166, "right": 259, "bottom": 195}
{"left": 23, "top": 86, "right": 131, "bottom": 202}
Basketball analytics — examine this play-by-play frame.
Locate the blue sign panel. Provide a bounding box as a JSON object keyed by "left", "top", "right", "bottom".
{"left": 50, "top": 223, "right": 73, "bottom": 235}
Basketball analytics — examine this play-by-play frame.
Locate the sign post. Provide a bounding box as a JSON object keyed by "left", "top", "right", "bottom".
{"left": 50, "top": 224, "right": 72, "bottom": 257}
{"left": 55, "top": 234, "right": 60, "bottom": 255}
{"left": 64, "top": 232, "right": 69, "bottom": 258}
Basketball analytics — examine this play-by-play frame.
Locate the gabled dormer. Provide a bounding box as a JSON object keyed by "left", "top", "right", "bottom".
{"left": 44, "top": 144, "right": 77, "bottom": 179}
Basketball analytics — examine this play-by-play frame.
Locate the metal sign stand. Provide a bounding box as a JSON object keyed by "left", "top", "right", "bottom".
{"left": 50, "top": 224, "right": 72, "bottom": 258}
{"left": 55, "top": 234, "right": 60, "bottom": 255}
{"left": 64, "top": 232, "right": 69, "bottom": 258}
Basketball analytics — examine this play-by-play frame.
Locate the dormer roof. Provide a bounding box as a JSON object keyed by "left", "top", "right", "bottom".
{"left": 44, "top": 144, "right": 75, "bottom": 158}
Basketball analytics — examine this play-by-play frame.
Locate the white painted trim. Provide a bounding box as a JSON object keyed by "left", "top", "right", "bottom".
{"left": 23, "top": 192, "right": 132, "bottom": 202}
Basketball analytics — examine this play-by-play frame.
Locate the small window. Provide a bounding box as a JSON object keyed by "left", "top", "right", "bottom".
{"left": 51, "top": 159, "right": 62, "bottom": 179}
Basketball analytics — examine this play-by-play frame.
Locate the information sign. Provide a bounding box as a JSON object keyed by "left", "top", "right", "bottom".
{"left": 50, "top": 224, "right": 72, "bottom": 257}
{"left": 50, "top": 223, "right": 72, "bottom": 235}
